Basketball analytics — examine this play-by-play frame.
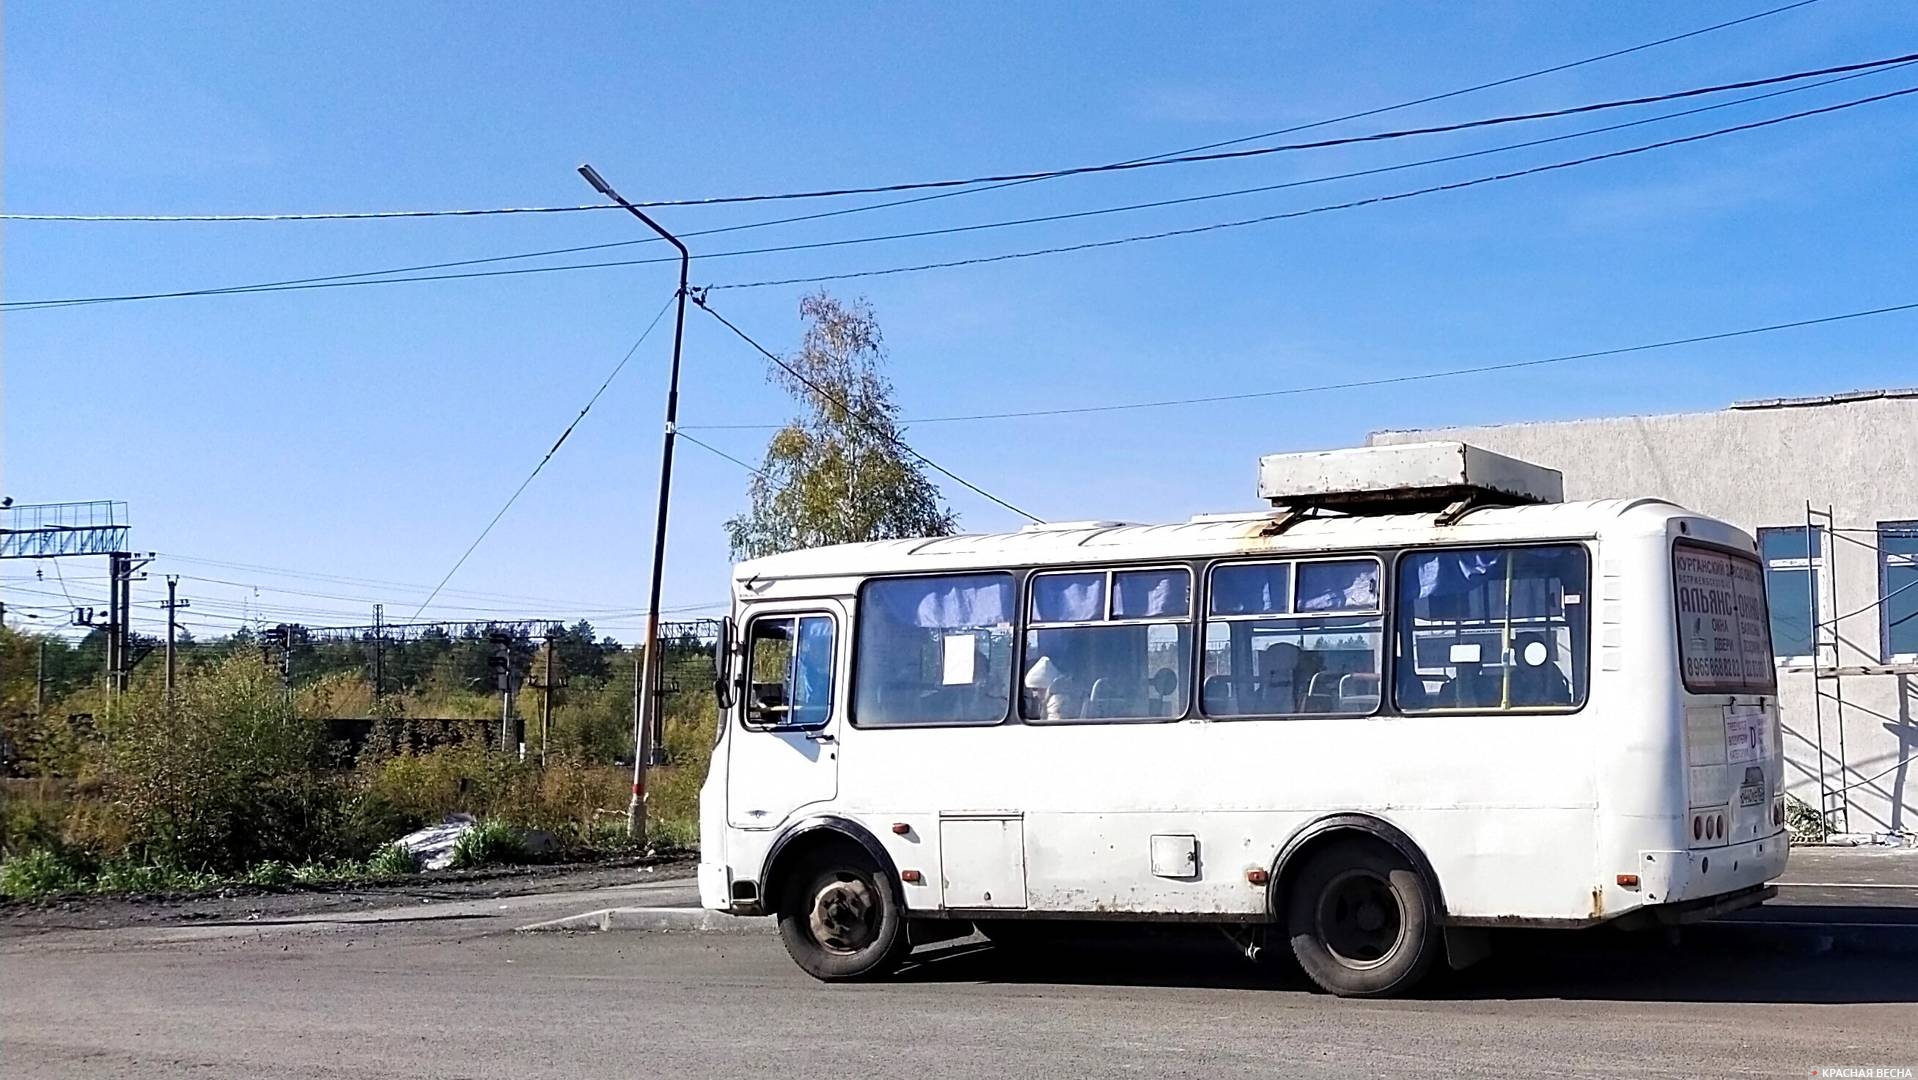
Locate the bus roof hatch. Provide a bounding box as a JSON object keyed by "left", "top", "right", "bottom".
{"left": 1257, "top": 441, "right": 1564, "bottom": 518}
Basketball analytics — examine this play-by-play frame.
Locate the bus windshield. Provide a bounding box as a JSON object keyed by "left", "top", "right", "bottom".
{"left": 1672, "top": 541, "right": 1777, "bottom": 693}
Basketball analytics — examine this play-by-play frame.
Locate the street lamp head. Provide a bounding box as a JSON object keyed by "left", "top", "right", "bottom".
{"left": 577, "top": 164, "right": 613, "bottom": 197}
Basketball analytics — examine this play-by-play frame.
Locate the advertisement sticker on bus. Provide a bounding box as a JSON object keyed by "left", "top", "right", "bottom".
{"left": 1672, "top": 542, "right": 1776, "bottom": 694}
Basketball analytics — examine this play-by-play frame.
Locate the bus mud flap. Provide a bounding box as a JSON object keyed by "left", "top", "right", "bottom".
{"left": 1444, "top": 927, "right": 1491, "bottom": 971}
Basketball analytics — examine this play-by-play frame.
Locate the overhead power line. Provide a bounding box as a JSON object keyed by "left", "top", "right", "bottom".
{"left": 6, "top": 5, "right": 1836, "bottom": 225}
{"left": 16, "top": 58, "right": 1901, "bottom": 314}
{"left": 704, "top": 83, "right": 1918, "bottom": 290}
{"left": 687, "top": 300, "right": 1918, "bottom": 430}
{"left": 691, "top": 294, "right": 1045, "bottom": 524}
{"left": 12, "top": 72, "right": 1911, "bottom": 314}
{"left": 149, "top": 552, "right": 619, "bottom": 609}
{"left": 407, "top": 294, "right": 676, "bottom": 620}
{"left": 623, "top": 49, "right": 1918, "bottom": 208}
{"left": 1, "top": 204, "right": 616, "bottom": 223}
{"left": 676, "top": 430, "right": 769, "bottom": 477}
{"left": 1068, "top": 1, "right": 1828, "bottom": 167}
{"left": 779, "top": 1, "right": 1831, "bottom": 232}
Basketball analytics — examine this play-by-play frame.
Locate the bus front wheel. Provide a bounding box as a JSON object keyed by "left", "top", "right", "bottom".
{"left": 1285, "top": 840, "right": 1439, "bottom": 998}
{"left": 776, "top": 853, "right": 908, "bottom": 981}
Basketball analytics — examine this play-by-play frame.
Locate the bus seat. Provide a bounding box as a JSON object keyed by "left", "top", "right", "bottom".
{"left": 1303, "top": 671, "right": 1342, "bottom": 712}
{"left": 1338, "top": 672, "right": 1380, "bottom": 712}
{"left": 1087, "top": 677, "right": 1143, "bottom": 719}
{"left": 1440, "top": 668, "right": 1498, "bottom": 708}
{"left": 1202, "top": 675, "right": 1235, "bottom": 714}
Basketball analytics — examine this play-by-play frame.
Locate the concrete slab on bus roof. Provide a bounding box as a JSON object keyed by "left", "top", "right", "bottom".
{"left": 1257, "top": 441, "right": 1564, "bottom": 508}
{"left": 516, "top": 906, "right": 773, "bottom": 934}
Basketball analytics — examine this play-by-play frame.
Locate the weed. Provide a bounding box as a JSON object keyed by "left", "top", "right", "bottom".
{"left": 291, "top": 861, "right": 366, "bottom": 885}
{"left": 647, "top": 816, "right": 698, "bottom": 855}
{"left": 1785, "top": 795, "right": 1834, "bottom": 844}
{"left": 366, "top": 843, "right": 420, "bottom": 877}
{"left": 243, "top": 860, "right": 296, "bottom": 888}
{"left": 449, "top": 821, "right": 529, "bottom": 870}
{"left": 0, "top": 849, "right": 86, "bottom": 900}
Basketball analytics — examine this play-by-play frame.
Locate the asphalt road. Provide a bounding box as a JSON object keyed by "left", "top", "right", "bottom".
{"left": 4, "top": 853, "right": 1916, "bottom": 1079}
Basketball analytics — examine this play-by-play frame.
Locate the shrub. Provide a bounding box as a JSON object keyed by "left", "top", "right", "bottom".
{"left": 0, "top": 849, "right": 86, "bottom": 900}
{"left": 449, "top": 820, "right": 529, "bottom": 869}
{"left": 366, "top": 843, "right": 420, "bottom": 877}
{"left": 0, "top": 780, "right": 70, "bottom": 859}
{"left": 106, "top": 657, "right": 352, "bottom": 872}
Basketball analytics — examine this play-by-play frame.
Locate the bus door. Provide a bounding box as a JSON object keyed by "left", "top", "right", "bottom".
{"left": 727, "top": 603, "right": 844, "bottom": 830}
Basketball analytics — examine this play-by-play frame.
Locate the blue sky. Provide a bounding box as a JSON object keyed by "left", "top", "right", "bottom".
{"left": 5, "top": 1, "right": 1916, "bottom": 642}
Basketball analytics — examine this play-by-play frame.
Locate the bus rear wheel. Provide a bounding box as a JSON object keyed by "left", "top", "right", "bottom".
{"left": 1285, "top": 841, "right": 1439, "bottom": 998}
{"left": 776, "top": 854, "right": 908, "bottom": 981}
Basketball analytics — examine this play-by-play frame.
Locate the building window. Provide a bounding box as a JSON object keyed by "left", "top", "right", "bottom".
{"left": 1022, "top": 567, "right": 1192, "bottom": 722}
{"left": 1757, "top": 526, "right": 1822, "bottom": 661}
{"left": 1882, "top": 521, "right": 1918, "bottom": 662}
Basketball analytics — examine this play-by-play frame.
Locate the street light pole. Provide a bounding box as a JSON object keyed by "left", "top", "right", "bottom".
{"left": 577, "top": 163, "right": 690, "bottom": 841}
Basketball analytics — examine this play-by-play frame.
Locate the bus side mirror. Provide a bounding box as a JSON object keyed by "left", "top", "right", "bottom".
{"left": 713, "top": 616, "right": 737, "bottom": 710}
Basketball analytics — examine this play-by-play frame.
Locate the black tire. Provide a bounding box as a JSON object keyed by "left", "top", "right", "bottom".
{"left": 1285, "top": 840, "right": 1440, "bottom": 998}
{"left": 776, "top": 852, "right": 908, "bottom": 981}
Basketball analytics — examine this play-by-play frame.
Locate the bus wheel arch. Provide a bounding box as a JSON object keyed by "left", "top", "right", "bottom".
{"left": 1269, "top": 815, "right": 1446, "bottom": 997}
{"left": 763, "top": 817, "right": 909, "bottom": 981}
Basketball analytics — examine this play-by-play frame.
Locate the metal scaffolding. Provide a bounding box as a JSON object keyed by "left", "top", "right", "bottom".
{"left": 1804, "top": 503, "right": 1918, "bottom": 836}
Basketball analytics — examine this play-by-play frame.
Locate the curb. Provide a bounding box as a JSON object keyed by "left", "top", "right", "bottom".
{"left": 517, "top": 906, "right": 775, "bottom": 934}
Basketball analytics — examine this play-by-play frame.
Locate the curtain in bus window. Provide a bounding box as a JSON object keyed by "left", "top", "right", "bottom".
{"left": 1031, "top": 573, "right": 1104, "bottom": 623}
{"left": 856, "top": 574, "right": 1015, "bottom": 726}
{"left": 1112, "top": 569, "right": 1189, "bottom": 619}
{"left": 791, "top": 615, "right": 834, "bottom": 726}
{"left": 1297, "top": 559, "right": 1380, "bottom": 612}
{"left": 1415, "top": 550, "right": 1503, "bottom": 598}
{"left": 865, "top": 574, "right": 1013, "bottom": 629}
{"left": 1210, "top": 563, "right": 1291, "bottom": 615}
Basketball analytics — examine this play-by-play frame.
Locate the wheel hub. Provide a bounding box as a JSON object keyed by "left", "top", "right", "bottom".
{"left": 1319, "top": 870, "right": 1404, "bottom": 968}
{"left": 808, "top": 876, "right": 877, "bottom": 954}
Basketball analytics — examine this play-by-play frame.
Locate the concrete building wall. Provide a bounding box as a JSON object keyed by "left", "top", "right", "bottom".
{"left": 1370, "top": 389, "right": 1918, "bottom": 836}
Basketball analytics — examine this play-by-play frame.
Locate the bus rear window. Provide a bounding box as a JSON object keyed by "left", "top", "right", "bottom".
{"left": 1673, "top": 541, "right": 1777, "bottom": 693}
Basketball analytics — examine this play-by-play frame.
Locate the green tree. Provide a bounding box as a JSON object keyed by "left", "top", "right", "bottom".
{"left": 726, "top": 291, "right": 957, "bottom": 560}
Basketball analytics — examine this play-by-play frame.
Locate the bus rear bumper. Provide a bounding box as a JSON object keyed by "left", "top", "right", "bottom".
{"left": 1618, "top": 883, "right": 1775, "bottom": 928}
{"left": 1636, "top": 831, "right": 1788, "bottom": 909}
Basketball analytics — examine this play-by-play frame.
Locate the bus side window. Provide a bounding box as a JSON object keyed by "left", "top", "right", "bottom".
{"left": 745, "top": 614, "right": 835, "bottom": 729}
{"left": 1393, "top": 545, "right": 1589, "bottom": 713}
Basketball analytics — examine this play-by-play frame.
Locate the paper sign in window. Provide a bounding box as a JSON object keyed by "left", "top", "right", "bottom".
{"left": 942, "top": 634, "right": 976, "bottom": 685}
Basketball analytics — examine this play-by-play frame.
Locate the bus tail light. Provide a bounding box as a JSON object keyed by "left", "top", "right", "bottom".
{"left": 1693, "top": 816, "right": 1703, "bottom": 841}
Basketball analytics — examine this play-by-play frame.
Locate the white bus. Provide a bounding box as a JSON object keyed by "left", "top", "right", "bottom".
{"left": 696, "top": 447, "right": 1788, "bottom": 997}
